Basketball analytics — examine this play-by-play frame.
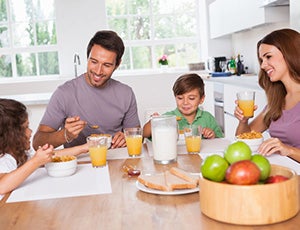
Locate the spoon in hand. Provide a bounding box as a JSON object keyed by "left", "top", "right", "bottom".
{"left": 88, "top": 124, "right": 100, "bottom": 129}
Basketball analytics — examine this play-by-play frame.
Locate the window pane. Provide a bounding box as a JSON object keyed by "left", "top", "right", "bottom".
{"left": 0, "top": 54, "right": 12, "bottom": 77}
{"left": 175, "top": 43, "right": 199, "bottom": 67}
{"left": 108, "top": 17, "right": 129, "bottom": 40}
{"left": 10, "top": 0, "right": 33, "bottom": 22}
{"left": 106, "top": 0, "right": 127, "bottom": 15}
{"left": 119, "top": 48, "right": 131, "bottom": 70}
{"left": 129, "top": 16, "right": 150, "bottom": 40}
{"left": 175, "top": 14, "right": 197, "bottom": 37}
{"left": 132, "top": 46, "right": 151, "bottom": 69}
{"left": 0, "top": 0, "right": 8, "bottom": 21}
{"left": 38, "top": 51, "right": 59, "bottom": 75}
{"left": 155, "top": 44, "right": 175, "bottom": 66}
{"left": 154, "top": 16, "right": 174, "bottom": 39}
{"left": 0, "top": 26, "right": 9, "bottom": 47}
{"left": 128, "top": 0, "right": 150, "bottom": 15}
{"left": 13, "top": 22, "right": 34, "bottom": 47}
{"left": 16, "top": 53, "right": 37, "bottom": 76}
{"left": 34, "top": 0, "right": 55, "bottom": 20}
{"left": 36, "top": 21, "right": 57, "bottom": 45}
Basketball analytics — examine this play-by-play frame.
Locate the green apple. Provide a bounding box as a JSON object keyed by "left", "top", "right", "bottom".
{"left": 224, "top": 141, "right": 252, "bottom": 164}
{"left": 251, "top": 154, "right": 271, "bottom": 181}
{"left": 201, "top": 154, "right": 229, "bottom": 182}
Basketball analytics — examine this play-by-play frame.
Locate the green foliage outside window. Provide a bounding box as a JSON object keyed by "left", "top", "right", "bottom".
{"left": 106, "top": 0, "right": 200, "bottom": 71}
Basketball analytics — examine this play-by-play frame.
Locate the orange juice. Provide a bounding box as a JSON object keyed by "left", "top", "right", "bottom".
{"left": 89, "top": 146, "right": 107, "bottom": 167}
{"left": 125, "top": 135, "right": 143, "bottom": 157}
{"left": 185, "top": 136, "right": 201, "bottom": 153}
{"left": 238, "top": 99, "right": 254, "bottom": 117}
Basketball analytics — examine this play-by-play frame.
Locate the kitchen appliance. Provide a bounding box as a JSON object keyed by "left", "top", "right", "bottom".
{"left": 214, "top": 82, "right": 224, "bottom": 132}
{"left": 207, "top": 56, "right": 227, "bottom": 72}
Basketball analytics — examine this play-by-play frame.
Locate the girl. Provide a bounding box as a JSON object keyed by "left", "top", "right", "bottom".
{"left": 0, "top": 99, "right": 88, "bottom": 198}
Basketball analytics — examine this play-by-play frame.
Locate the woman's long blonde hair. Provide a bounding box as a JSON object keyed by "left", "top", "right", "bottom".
{"left": 257, "top": 28, "right": 300, "bottom": 127}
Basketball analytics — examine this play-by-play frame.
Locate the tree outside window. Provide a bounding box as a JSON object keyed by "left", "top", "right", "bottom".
{"left": 106, "top": 0, "right": 200, "bottom": 71}
{"left": 0, "top": 0, "right": 59, "bottom": 78}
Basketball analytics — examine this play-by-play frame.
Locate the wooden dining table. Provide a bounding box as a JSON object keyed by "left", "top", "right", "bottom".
{"left": 1, "top": 144, "right": 300, "bottom": 230}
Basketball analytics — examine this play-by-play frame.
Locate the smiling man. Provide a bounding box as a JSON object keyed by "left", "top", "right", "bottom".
{"left": 33, "top": 30, "right": 140, "bottom": 150}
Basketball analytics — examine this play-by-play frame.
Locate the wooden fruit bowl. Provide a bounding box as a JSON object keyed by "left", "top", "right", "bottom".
{"left": 199, "top": 164, "right": 299, "bottom": 225}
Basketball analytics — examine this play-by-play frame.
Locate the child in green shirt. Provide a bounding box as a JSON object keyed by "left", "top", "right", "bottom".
{"left": 143, "top": 73, "right": 223, "bottom": 139}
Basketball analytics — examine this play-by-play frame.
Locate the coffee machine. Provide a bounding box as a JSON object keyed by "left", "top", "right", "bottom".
{"left": 214, "top": 56, "right": 227, "bottom": 72}
{"left": 207, "top": 56, "right": 227, "bottom": 72}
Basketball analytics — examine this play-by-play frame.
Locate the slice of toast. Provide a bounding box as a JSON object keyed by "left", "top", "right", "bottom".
{"left": 169, "top": 167, "right": 199, "bottom": 185}
{"left": 138, "top": 173, "right": 170, "bottom": 191}
{"left": 164, "top": 171, "right": 197, "bottom": 190}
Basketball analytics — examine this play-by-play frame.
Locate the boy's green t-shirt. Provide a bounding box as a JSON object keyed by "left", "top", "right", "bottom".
{"left": 164, "top": 108, "right": 224, "bottom": 138}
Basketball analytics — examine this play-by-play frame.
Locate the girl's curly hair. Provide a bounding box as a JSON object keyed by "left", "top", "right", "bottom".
{"left": 0, "top": 99, "right": 28, "bottom": 166}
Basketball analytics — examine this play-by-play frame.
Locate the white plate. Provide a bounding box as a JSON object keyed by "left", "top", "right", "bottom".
{"left": 136, "top": 180, "right": 199, "bottom": 195}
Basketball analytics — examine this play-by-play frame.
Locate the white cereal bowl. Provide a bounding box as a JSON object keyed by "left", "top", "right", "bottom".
{"left": 45, "top": 157, "right": 77, "bottom": 177}
{"left": 235, "top": 137, "right": 263, "bottom": 152}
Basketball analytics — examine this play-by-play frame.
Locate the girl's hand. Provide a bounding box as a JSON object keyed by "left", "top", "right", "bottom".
{"left": 258, "top": 138, "right": 292, "bottom": 157}
{"left": 202, "top": 127, "right": 215, "bottom": 139}
{"left": 33, "top": 144, "right": 54, "bottom": 165}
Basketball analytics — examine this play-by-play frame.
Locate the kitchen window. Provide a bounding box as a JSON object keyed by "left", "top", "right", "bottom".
{"left": 106, "top": 0, "right": 201, "bottom": 71}
{"left": 0, "top": 0, "right": 59, "bottom": 79}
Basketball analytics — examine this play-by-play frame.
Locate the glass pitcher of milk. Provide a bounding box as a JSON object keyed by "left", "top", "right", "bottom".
{"left": 151, "top": 115, "right": 178, "bottom": 164}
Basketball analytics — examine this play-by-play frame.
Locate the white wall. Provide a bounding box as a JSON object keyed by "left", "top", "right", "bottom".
{"left": 55, "top": 0, "right": 108, "bottom": 77}
{"left": 231, "top": 22, "right": 289, "bottom": 74}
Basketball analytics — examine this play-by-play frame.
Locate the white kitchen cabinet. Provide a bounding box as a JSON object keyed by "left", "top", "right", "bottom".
{"left": 223, "top": 83, "right": 267, "bottom": 141}
{"left": 209, "top": 0, "right": 289, "bottom": 39}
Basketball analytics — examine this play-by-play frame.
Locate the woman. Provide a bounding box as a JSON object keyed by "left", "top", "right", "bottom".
{"left": 0, "top": 99, "right": 88, "bottom": 197}
{"left": 234, "top": 28, "right": 300, "bottom": 162}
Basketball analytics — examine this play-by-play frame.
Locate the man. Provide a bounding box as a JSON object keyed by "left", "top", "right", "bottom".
{"left": 33, "top": 30, "right": 140, "bottom": 149}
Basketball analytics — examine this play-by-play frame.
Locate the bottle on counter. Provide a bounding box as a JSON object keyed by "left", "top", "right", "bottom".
{"left": 227, "top": 57, "right": 236, "bottom": 74}
{"left": 236, "top": 54, "right": 244, "bottom": 76}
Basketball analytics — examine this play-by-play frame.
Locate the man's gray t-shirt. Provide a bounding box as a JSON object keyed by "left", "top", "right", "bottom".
{"left": 40, "top": 75, "right": 140, "bottom": 147}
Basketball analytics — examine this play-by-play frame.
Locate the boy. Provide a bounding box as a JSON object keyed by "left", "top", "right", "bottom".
{"left": 143, "top": 73, "right": 223, "bottom": 139}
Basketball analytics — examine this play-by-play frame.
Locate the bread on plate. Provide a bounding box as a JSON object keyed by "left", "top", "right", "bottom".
{"left": 137, "top": 167, "right": 198, "bottom": 191}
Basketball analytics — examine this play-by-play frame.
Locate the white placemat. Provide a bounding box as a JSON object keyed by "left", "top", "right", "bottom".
{"left": 6, "top": 164, "right": 112, "bottom": 203}
{"left": 77, "top": 147, "right": 145, "bottom": 162}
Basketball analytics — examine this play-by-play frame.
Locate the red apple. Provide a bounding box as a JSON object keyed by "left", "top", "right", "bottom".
{"left": 225, "top": 160, "right": 261, "bottom": 185}
{"left": 265, "top": 175, "right": 289, "bottom": 184}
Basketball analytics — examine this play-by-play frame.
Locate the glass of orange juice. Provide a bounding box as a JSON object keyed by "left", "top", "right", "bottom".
{"left": 124, "top": 127, "right": 143, "bottom": 157}
{"left": 87, "top": 136, "right": 108, "bottom": 167}
{"left": 237, "top": 91, "right": 255, "bottom": 118}
{"left": 184, "top": 125, "right": 202, "bottom": 154}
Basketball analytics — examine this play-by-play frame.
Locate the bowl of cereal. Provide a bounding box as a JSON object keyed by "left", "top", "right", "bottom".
{"left": 45, "top": 155, "right": 77, "bottom": 177}
{"left": 236, "top": 131, "right": 263, "bottom": 152}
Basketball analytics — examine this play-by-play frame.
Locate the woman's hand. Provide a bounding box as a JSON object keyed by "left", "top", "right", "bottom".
{"left": 258, "top": 138, "right": 292, "bottom": 157}
{"left": 234, "top": 100, "right": 258, "bottom": 123}
{"left": 202, "top": 127, "right": 215, "bottom": 139}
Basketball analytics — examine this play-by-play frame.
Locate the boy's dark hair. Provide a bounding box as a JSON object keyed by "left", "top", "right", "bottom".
{"left": 173, "top": 73, "right": 205, "bottom": 97}
{"left": 87, "top": 30, "right": 125, "bottom": 66}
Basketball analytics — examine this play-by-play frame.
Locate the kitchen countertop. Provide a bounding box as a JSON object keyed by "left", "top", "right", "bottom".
{"left": 0, "top": 73, "right": 261, "bottom": 106}
{"left": 0, "top": 93, "right": 53, "bottom": 105}
{"left": 204, "top": 74, "right": 262, "bottom": 90}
